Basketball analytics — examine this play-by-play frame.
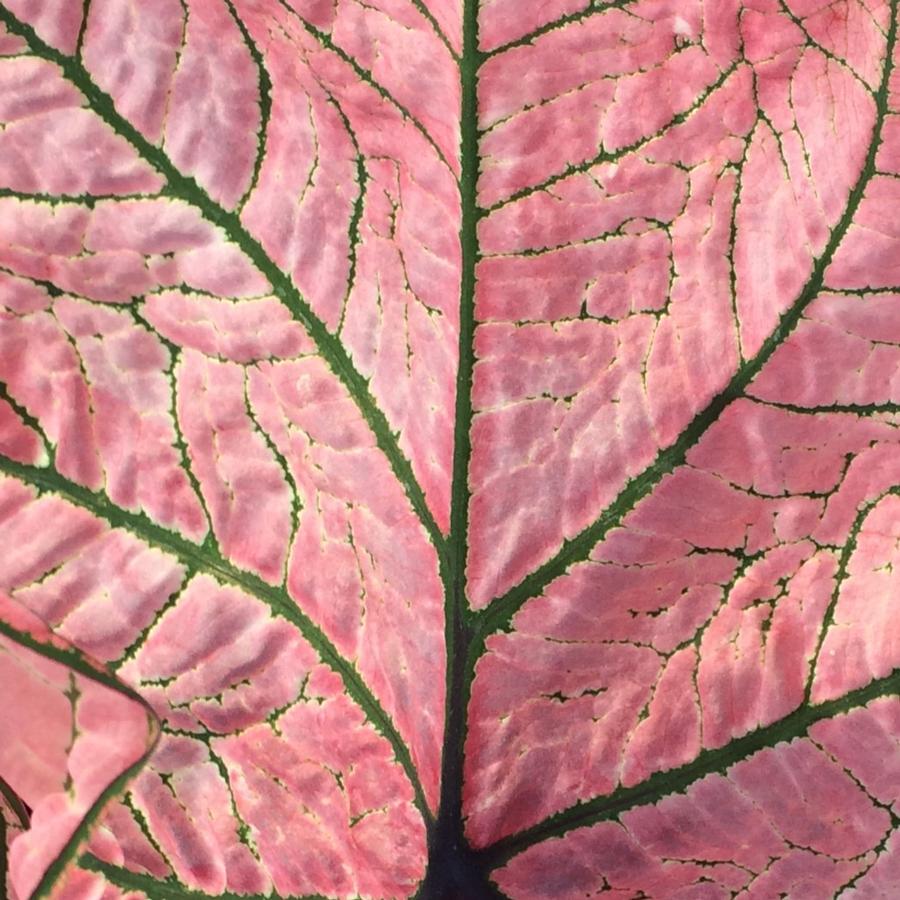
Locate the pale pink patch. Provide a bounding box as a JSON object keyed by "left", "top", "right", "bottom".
{"left": 82, "top": 0, "right": 183, "bottom": 142}
{"left": 0, "top": 399, "right": 43, "bottom": 465}
{"left": 2, "top": 0, "right": 83, "bottom": 53}
{"left": 813, "top": 494, "right": 900, "bottom": 702}
{"left": 176, "top": 351, "right": 292, "bottom": 583}
{"left": 164, "top": 0, "right": 259, "bottom": 208}
{"left": 0, "top": 108, "right": 163, "bottom": 196}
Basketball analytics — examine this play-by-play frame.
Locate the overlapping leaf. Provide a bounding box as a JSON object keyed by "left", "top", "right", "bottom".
{"left": 1, "top": 0, "right": 899, "bottom": 897}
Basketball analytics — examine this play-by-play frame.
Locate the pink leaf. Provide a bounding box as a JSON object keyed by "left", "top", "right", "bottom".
{"left": 0, "top": 0, "right": 898, "bottom": 897}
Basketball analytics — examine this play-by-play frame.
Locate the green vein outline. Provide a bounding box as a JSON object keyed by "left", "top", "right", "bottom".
{"left": 482, "top": 60, "right": 739, "bottom": 214}
{"left": 411, "top": 0, "right": 460, "bottom": 62}
{"left": 482, "top": 0, "right": 635, "bottom": 58}
{"left": 274, "top": 0, "right": 459, "bottom": 179}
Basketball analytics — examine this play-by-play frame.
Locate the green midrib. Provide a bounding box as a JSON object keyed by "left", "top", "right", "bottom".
{"left": 417, "top": 0, "right": 488, "bottom": 890}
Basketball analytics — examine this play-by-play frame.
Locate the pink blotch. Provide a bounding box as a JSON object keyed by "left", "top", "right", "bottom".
{"left": 14, "top": 530, "right": 185, "bottom": 664}
{"left": 811, "top": 697, "right": 900, "bottom": 810}
{"left": 734, "top": 123, "right": 812, "bottom": 357}
{"left": 237, "top": 26, "right": 356, "bottom": 329}
{"left": 464, "top": 635, "right": 660, "bottom": 846}
{"left": 53, "top": 297, "right": 208, "bottom": 540}
{"left": 142, "top": 292, "right": 313, "bottom": 363}
{"left": 0, "top": 57, "right": 82, "bottom": 122}
{"left": 826, "top": 177, "right": 900, "bottom": 289}
{"left": 130, "top": 738, "right": 270, "bottom": 895}
{"left": 214, "top": 702, "right": 426, "bottom": 897}
{"left": 731, "top": 740, "right": 889, "bottom": 858}
{"left": 621, "top": 646, "right": 701, "bottom": 786}
{"left": 126, "top": 575, "right": 314, "bottom": 735}
{"left": 0, "top": 489, "right": 104, "bottom": 590}
{"left": 0, "top": 311, "right": 103, "bottom": 489}
{"left": 248, "top": 358, "right": 445, "bottom": 809}
{"left": 0, "top": 271, "right": 52, "bottom": 314}
{"left": 333, "top": 0, "right": 460, "bottom": 171}
{"left": 478, "top": 0, "right": 588, "bottom": 53}
{"left": 478, "top": 158, "right": 688, "bottom": 253}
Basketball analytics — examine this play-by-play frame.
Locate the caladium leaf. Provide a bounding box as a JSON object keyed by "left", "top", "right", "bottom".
{"left": 0, "top": 0, "right": 899, "bottom": 897}
{"left": 0, "top": 594, "right": 156, "bottom": 900}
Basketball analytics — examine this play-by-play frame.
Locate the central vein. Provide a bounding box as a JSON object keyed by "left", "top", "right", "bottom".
{"left": 420, "top": 0, "right": 492, "bottom": 894}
